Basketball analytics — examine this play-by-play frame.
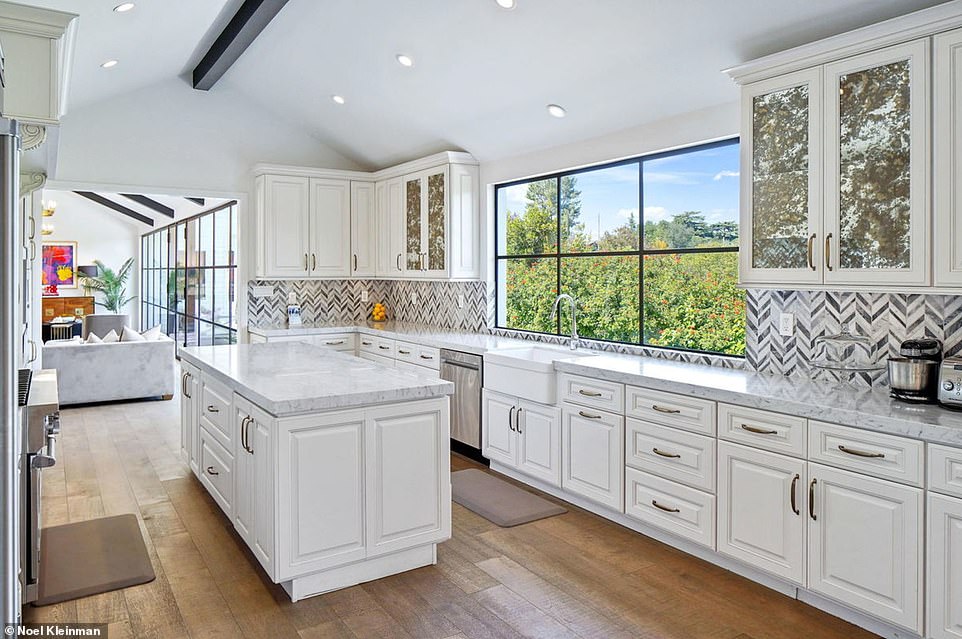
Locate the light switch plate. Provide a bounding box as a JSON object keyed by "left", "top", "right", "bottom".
{"left": 411, "top": 293, "right": 418, "bottom": 305}
{"left": 252, "top": 285, "right": 274, "bottom": 298}
{"left": 361, "top": 290, "right": 369, "bottom": 303}
{"left": 778, "top": 312, "right": 795, "bottom": 337}
{"left": 457, "top": 294, "right": 465, "bottom": 309}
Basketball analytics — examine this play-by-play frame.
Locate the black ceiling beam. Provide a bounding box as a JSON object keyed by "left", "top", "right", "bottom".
{"left": 191, "top": 0, "right": 291, "bottom": 91}
{"left": 185, "top": 197, "right": 206, "bottom": 206}
{"left": 120, "top": 193, "right": 174, "bottom": 218}
{"left": 73, "top": 192, "right": 154, "bottom": 227}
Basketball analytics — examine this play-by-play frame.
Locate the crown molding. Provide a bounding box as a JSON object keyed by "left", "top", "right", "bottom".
{"left": 251, "top": 151, "right": 479, "bottom": 182}
{"left": 725, "top": 0, "right": 962, "bottom": 84}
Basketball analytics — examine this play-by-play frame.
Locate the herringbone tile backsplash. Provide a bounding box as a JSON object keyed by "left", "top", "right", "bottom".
{"left": 746, "top": 289, "right": 962, "bottom": 386}
{"left": 248, "top": 279, "right": 487, "bottom": 332}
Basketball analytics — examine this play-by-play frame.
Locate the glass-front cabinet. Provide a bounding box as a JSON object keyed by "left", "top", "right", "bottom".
{"left": 404, "top": 166, "right": 448, "bottom": 277}
{"left": 740, "top": 39, "right": 929, "bottom": 287}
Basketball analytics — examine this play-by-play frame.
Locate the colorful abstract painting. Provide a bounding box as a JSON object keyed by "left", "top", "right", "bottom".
{"left": 42, "top": 242, "right": 77, "bottom": 289}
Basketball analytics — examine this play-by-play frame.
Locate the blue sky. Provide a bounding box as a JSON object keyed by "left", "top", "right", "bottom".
{"left": 500, "top": 142, "right": 740, "bottom": 241}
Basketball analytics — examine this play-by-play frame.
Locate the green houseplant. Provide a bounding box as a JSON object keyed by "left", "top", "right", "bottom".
{"left": 77, "top": 258, "right": 137, "bottom": 312}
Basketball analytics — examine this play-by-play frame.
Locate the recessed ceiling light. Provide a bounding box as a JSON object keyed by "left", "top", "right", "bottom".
{"left": 546, "top": 104, "right": 566, "bottom": 118}
{"left": 332, "top": 95, "right": 345, "bottom": 105}
{"left": 101, "top": 59, "right": 119, "bottom": 69}
{"left": 113, "top": 2, "right": 135, "bottom": 12}
{"left": 496, "top": 0, "right": 516, "bottom": 8}
{"left": 396, "top": 54, "right": 414, "bottom": 67}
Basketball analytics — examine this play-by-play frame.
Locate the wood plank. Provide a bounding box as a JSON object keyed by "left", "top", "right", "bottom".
{"left": 473, "top": 584, "right": 581, "bottom": 639}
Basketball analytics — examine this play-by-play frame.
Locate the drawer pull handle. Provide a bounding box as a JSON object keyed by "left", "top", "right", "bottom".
{"left": 741, "top": 424, "right": 778, "bottom": 435}
{"left": 578, "top": 389, "right": 602, "bottom": 397}
{"left": 651, "top": 500, "right": 680, "bottom": 513}
{"left": 325, "top": 340, "right": 345, "bottom": 345}
{"left": 578, "top": 411, "right": 602, "bottom": 420}
{"left": 508, "top": 406, "right": 516, "bottom": 432}
{"left": 652, "top": 405, "right": 681, "bottom": 414}
{"left": 206, "top": 405, "right": 219, "bottom": 413}
{"left": 206, "top": 466, "right": 219, "bottom": 476}
{"left": 652, "top": 448, "right": 681, "bottom": 459}
{"left": 362, "top": 341, "right": 373, "bottom": 346}
{"left": 838, "top": 445, "right": 885, "bottom": 459}
{"left": 790, "top": 474, "right": 800, "bottom": 516}
{"left": 420, "top": 354, "right": 434, "bottom": 360}
{"left": 379, "top": 345, "right": 391, "bottom": 350}
{"left": 398, "top": 349, "right": 411, "bottom": 355}
{"left": 809, "top": 478, "right": 817, "bottom": 521}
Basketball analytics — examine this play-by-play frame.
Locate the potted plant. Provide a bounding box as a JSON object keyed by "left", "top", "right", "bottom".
{"left": 77, "top": 258, "right": 137, "bottom": 312}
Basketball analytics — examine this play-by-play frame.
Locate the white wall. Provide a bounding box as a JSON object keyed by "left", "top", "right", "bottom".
{"left": 39, "top": 189, "right": 142, "bottom": 326}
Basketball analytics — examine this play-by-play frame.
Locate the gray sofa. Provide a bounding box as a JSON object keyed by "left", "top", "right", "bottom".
{"left": 42, "top": 335, "right": 176, "bottom": 405}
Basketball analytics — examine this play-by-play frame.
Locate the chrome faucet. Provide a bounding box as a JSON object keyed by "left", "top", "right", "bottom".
{"left": 550, "top": 294, "right": 580, "bottom": 350}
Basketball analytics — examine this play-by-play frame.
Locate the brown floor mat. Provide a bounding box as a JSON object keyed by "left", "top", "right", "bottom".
{"left": 452, "top": 469, "right": 567, "bottom": 527}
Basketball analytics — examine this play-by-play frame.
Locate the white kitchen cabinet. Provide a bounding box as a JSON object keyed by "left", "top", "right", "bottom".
{"left": 935, "top": 28, "right": 962, "bottom": 287}
{"left": 257, "top": 175, "right": 311, "bottom": 278}
{"left": 309, "top": 178, "right": 351, "bottom": 277}
{"left": 375, "top": 177, "right": 405, "bottom": 277}
{"left": 275, "top": 410, "right": 367, "bottom": 581}
{"left": 928, "top": 493, "right": 962, "bottom": 639}
{"left": 365, "top": 400, "right": 451, "bottom": 557}
{"left": 350, "top": 181, "right": 376, "bottom": 277}
{"left": 717, "top": 441, "right": 806, "bottom": 584}
{"left": 625, "top": 467, "right": 715, "bottom": 549}
{"left": 482, "top": 389, "right": 561, "bottom": 486}
{"left": 807, "top": 462, "right": 922, "bottom": 632}
{"left": 561, "top": 404, "right": 624, "bottom": 511}
{"left": 179, "top": 361, "right": 200, "bottom": 475}
{"left": 233, "top": 395, "right": 274, "bottom": 576}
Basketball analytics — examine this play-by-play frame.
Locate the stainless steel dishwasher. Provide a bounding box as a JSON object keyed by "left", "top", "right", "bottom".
{"left": 439, "top": 349, "right": 484, "bottom": 460}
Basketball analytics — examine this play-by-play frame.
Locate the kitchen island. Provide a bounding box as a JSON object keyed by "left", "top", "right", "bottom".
{"left": 178, "top": 342, "right": 454, "bottom": 601}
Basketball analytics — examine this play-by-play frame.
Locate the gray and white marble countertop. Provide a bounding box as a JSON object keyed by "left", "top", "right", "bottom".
{"left": 247, "top": 323, "right": 962, "bottom": 446}
{"left": 179, "top": 342, "right": 453, "bottom": 417}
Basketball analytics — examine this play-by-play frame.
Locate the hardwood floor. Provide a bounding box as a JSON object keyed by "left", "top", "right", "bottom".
{"left": 24, "top": 397, "right": 878, "bottom": 639}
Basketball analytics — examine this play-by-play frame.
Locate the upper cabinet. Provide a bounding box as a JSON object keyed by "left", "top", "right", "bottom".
{"left": 254, "top": 152, "right": 480, "bottom": 281}
{"left": 0, "top": 2, "right": 76, "bottom": 125}
{"left": 738, "top": 40, "right": 929, "bottom": 287}
{"left": 935, "top": 28, "right": 962, "bottom": 287}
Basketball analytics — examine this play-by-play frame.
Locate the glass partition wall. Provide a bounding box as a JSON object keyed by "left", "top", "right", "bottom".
{"left": 140, "top": 201, "right": 238, "bottom": 346}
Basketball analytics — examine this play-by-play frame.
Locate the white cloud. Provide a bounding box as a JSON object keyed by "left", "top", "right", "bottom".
{"left": 643, "top": 206, "right": 670, "bottom": 222}
{"left": 713, "top": 170, "right": 740, "bottom": 181}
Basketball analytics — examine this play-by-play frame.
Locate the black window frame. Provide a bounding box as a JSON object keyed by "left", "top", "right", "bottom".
{"left": 493, "top": 137, "right": 743, "bottom": 358}
{"left": 140, "top": 200, "right": 238, "bottom": 347}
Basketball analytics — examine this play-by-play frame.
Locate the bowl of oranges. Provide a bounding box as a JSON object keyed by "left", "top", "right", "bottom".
{"left": 370, "top": 302, "right": 388, "bottom": 323}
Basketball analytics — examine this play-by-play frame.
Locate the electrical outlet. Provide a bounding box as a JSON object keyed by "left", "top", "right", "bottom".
{"left": 457, "top": 294, "right": 465, "bottom": 309}
{"left": 361, "top": 290, "right": 369, "bottom": 303}
{"left": 411, "top": 293, "right": 418, "bottom": 306}
{"left": 251, "top": 285, "right": 274, "bottom": 298}
{"left": 778, "top": 312, "right": 795, "bottom": 337}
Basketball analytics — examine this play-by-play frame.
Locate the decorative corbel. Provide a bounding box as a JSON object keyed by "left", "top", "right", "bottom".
{"left": 20, "top": 171, "right": 46, "bottom": 197}
{"left": 21, "top": 124, "right": 47, "bottom": 151}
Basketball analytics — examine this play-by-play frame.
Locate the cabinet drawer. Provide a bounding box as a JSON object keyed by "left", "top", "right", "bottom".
{"left": 626, "top": 418, "right": 715, "bottom": 492}
{"left": 808, "top": 421, "right": 923, "bottom": 487}
{"left": 395, "top": 341, "right": 440, "bottom": 369}
{"left": 199, "top": 428, "right": 233, "bottom": 516}
{"left": 625, "top": 467, "right": 715, "bottom": 549}
{"left": 359, "top": 336, "right": 395, "bottom": 357}
{"left": 625, "top": 386, "right": 715, "bottom": 435}
{"left": 928, "top": 443, "right": 962, "bottom": 499}
{"left": 558, "top": 373, "right": 624, "bottom": 413}
{"left": 201, "top": 377, "right": 232, "bottom": 446}
{"left": 718, "top": 403, "right": 807, "bottom": 457}
{"left": 312, "top": 333, "right": 356, "bottom": 351}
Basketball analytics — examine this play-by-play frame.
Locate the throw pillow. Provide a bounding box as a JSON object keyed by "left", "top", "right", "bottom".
{"left": 85, "top": 333, "right": 103, "bottom": 344}
{"left": 101, "top": 329, "right": 120, "bottom": 344}
{"left": 141, "top": 325, "right": 162, "bottom": 341}
{"left": 121, "top": 326, "right": 146, "bottom": 342}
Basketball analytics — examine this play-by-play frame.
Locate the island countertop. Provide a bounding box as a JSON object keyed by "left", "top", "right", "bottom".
{"left": 179, "top": 342, "right": 454, "bottom": 417}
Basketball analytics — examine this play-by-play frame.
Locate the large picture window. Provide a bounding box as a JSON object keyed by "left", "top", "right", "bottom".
{"left": 495, "top": 139, "right": 745, "bottom": 356}
{"left": 140, "top": 201, "right": 238, "bottom": 346}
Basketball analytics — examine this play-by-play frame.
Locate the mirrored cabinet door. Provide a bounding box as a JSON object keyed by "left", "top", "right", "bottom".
{"left": 405, "top": 176, "right": 423, "bottom": 271}
{"left": 424, "top": 168, "right": 448, "bottom": 276}
{"left": 824, "top": 40, "right": 929, "bottom": 285}
{"left": 935, "top": 28, "right": 962, "bottom": 287}
{"left": 740, "top": 68, "right": 823, "bottom": 284}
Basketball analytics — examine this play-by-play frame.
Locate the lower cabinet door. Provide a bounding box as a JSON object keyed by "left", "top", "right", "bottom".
{"left": 808, "top": 463, "right": 923, "bottom": 632}
{"left": 561, "top": 404, "right": 624, "bottom": 511}
{"left": 625, "top": 467, "right": 715, "bottom": 549}
{"left": 717, "top": 441, "right": 806, "bottom": 584}
{"left": 928, "top": 493, "right": 962, "bottom": 639}
{"left": 276, "top": 410, "right": 367, "bottom": 581}
{"left": 482, "top": 390, "right": 517, "bottom": 468}
{"left": 516, "top": 400, "right": 561, "bottom": 487}
{"left": 232, "top": 400, "right": 254, "bottom": 546}
{"left": 366, "top": 399, "right": 451, "bottom": 557}
{"left": 250, "top": 408, "right": 274, "bottom": 576}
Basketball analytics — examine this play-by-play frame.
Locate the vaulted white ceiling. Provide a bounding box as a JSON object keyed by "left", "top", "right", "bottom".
{"left": 22, "top": 0, "right": 954, "bottom": 172}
